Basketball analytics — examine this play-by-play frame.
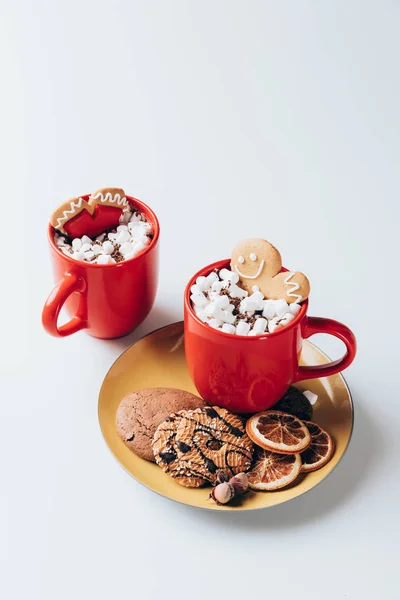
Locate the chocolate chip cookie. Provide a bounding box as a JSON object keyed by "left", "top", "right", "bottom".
{"left": 116, "top": 388, "right": 206, "bottom": 462}
{"left": 152, "top": 406, "right": 254, "bottom": 487}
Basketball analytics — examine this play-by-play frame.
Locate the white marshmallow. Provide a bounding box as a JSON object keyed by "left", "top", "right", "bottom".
{"left": 72, "top": 238, "right": 82, "bottom": 251}
{"left": 71, "top": 251, "right": 84, "bottom": 261}
{"left": 204, "top": 303, "right": 220, "bottom": 317}
{"left": 240, "top": 295, "right": 262, "bottom": 313}
{"left": 289, "top": 302, "right": 301, "bottom": 316}
{"left": 211, "top": 280, "right": 224, "bottom": 293}
{"left": 116, "top": 230, "right": 130, "bottom": 244}
{"left": 190, "top": 284, "right": 202, "bottom": 295}
{"left": 262, "top": 300, "right": 276, "bottom": 320}
{"left": 206, "top": 271, "right": 219, "bottom": 286}
{"left": 195, "top": 310, "right": 208, "bottom": 322}
{"left": 92, "top": 245, "right": 103, "bottom": 255}
{"left": 80, "top": 243, "right": 92, "bottom": 253}
{"left": 195, "top": 276, "right": 208, "bottom": 291}
{"left": 97, "top": 254, "right": 114, "bottom": 265}
{"left": 132, "top": 239, "right": 146, "bottom": 254}
{"left": 214, "top": 295, "right": 230, "bottom": 309}
{"left": 220, "top": 310, "right": 235, "bottom": 324}
{"left": 102, "top": 240, "right": 114, "bottom": 254}
{"left": 119, "top": 242, "right": 135, "bottom": 256}
{"left": 129, "top": 212, "right": 142, "bottom": 222}
{"left": 209, "top": 318, "right": 222, "bottom": 329}
{"left": 124, "top": 251, "right": 136, "bottom": 261}
{"left": 228, "top": 283, "right": 248, "bottom": 299}
{"left": 236, "top": 321, "right": 251, "bottom": 336}
{"left": 274, "top": 299, "right": 290, "bottom": 317}
{"left": 268, "top": 319, "right": 280, "bottom": 333}
{"left": 55, "top": 235, "right": 67, "bottom": 247}
{"left": 225, "top": 303, "right": 235, "bottom": 313}
{"left": 219, "top": 269, "right": 239, "bottom": 284}
{"left": 221, "top": 323, "right": 236, "bottom": 334}
{"left": 303, "top": 390, "right": 318, "bottom": 405}
{"left": 83, "top": 251, "right": 95, "bottom": 261}
{"left": 279, "top": 312, "right": 295, "bottom": 326}
{"left": 253, "top": 318, "right": 268, "bottom": 334}
{"left": 190, "top": 292, "right": 208, "bottom": 307}
{"left": 248, "top": 330, "right": 257, "bottom": 336}
{"left": 108, "top": 233, "right": 117, "bottom": 241}
{"left": 117, "top": 225, "right": 128, "bottom": 232}
{"left": 81, "top": 235, "right": 92, "bottom": 245}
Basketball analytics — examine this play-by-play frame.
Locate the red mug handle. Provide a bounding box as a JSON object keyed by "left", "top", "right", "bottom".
{"left": 42, "top": 273, "right": 87, "bottom": 337}
{"left": 294, "top": 316, "right": 356, "bottom": 382}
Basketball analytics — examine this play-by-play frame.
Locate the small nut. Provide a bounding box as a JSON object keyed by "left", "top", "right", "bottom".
{"left": 229, "top": 472, "right": 249, "bottom": 496}
{"left": 210, "top": 482, "right": 235, "bottom": 505}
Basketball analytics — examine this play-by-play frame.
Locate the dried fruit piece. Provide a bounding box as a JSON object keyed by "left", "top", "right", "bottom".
{"left": 246, "top": 410, "right": 311, "bottom": 454}
{"left": 247, "top": 448, "right": 302, "bottom": 491}
{"left": 300, "top": 421, "right": 335, "bottom": 473}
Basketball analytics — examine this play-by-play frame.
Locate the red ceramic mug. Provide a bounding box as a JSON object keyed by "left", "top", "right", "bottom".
{"left": 184, "top": 259, "right": 356, "bottom": 414}
{"left": 42, "top": 195, "right": 160, "bottom": 339}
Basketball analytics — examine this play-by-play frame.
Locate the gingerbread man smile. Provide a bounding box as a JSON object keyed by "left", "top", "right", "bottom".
{"left": 233, "top": 252, "right": 265, "bottom": 280}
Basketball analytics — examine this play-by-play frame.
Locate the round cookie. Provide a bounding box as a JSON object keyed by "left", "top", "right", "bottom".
{"left": 174, "top": 406, "right": 254, "bottom": 484}
{"left": 231, "top": 238, "right": 282, "bottom": 295}
{"left": 116, "top": 388, "right": 206, "bottom": 462}
{"left": 152, "top": 414, "right": 208, "bottom": 487}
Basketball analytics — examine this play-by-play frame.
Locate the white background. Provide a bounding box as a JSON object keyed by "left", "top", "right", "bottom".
{"left": 1, "top": 1, "right": 399, "bottom": 598}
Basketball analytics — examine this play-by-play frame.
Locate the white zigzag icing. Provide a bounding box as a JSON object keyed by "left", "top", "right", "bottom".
{"left": 90, "top": 192, "right": 128, "bottom": 207}
{"left": 56, "top": 197, "right": 85, "bottom": 229}
{"left": 284, "top": 272, "right": 302, "bottom": 303}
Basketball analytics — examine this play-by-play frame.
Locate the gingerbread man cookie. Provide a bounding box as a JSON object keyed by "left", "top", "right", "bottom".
{"left": 231, "top": 238, "right": 310, "bottom": 304}
{"left": 50, "top": 187, "right": 129, "bottom": 237}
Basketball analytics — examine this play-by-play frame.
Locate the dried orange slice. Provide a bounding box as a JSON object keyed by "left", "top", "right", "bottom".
{"left": 247, "top": 448, "right": 302, "bottom": 491}
{"left": 300, "top": 421, "right": 335, "bottom": 473}
{"left": 246, "top": 410, "right": 311, "bottom": 454}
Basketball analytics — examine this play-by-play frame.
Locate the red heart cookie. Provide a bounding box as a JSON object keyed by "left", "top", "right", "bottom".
{"left": 50, "top": 187, "right": 129, "bottom": 238}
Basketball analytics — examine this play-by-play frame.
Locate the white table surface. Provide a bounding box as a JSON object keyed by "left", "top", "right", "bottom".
{"left": 1, "top": 2, "right": 399, "bottom": 598}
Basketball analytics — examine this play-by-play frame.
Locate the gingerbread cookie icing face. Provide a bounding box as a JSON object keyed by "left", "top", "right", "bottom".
{"left": 231, "top": 239, "right": 282, "bottom": 295}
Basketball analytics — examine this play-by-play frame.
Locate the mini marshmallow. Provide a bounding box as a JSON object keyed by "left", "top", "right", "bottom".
{"left": 248, "top": 330, "right": 257, "bottom": 336}
{"left": 204, "top": 303, "right": 220, "bottom": 317}
{"left": 190, "top": 292, "right": 208, "bottom": 307}
{"left": 268, "top": 319, "right": 279, "bottom": 333}
{"left": 253, "top": 318, "right": 268, "bottom": 334}
{"left": 117, "top": 225, "right": 128, "bottom": 232}
{"left": 219, "top": 269, "right": 239, "bottom": 284}
{"left": 102, "top": 240, "right": 114, "bottom": 254}
{"left": 225, "top": 303, "right": 235, "bottom": 313}
{"left": 195, "top": 310, "right": 208, "bottom": 323}
{"left": 124, "top": 251, "right": 137, "bottom": 261}
{"left": 220, "top": 310, "right": 235, "bottom": 324}
{"left": 214, "top": 295, "right": 230, "bottom": 309}
{"left": 279, "top": 312, "right": 295, "bottom": 326}
{"left": 81, "top": 235, "right": 92, "bottom": 245}
{"left": 190, "top": 284, "right": 202, "bottom": 295}
{"left": 71, "top": 251, "right": 84, "bottom": 261}
{"left": 236, "top": 321, "right": 251, "bottom": 336}
{"left": 195, "top": 276, "right": 208, "bottom": 291}
{"left": 92, "top": 245, "right": 103, "bottom": 256}
{"left": 72, "top": 238, "right": 82, "bottom": 251}
{"left": 116, "top": 230, "right": 130, "bottom": 244}
{"left": 221, "top": 323, "right": 236, "bottom": 334}
{"left": 97, "top": 254, "right": 114, "bottom": 265}
{"left": 108, "top": 233, "right": 117, "bottom": 241}
{"left": 209, "top": 318, "right": 222, "bottom": 329}
{"left": 206, "top": 271, "right": 219, "bottom": 286}
{"left": 129, "top": 212, "right": 142, "bottom": 222}
{"left": 83, "top": 251, "right": 95, "bottom": 261}
{"left": 211, "top": 280, "right": 225, "bottom": 293}
{"left": 262, "top": 300, "right": 276, "bottom": 320}
{"left": 119, "top": 242, "right": 135, "bottom": 256}
{"left": 289, "top": 302, "right": 301, "bottom": 316}
{"left": 55, "top": 236, "right": 67, "bottom": 247}
{"left": 228, "top": 283, "right": 248, "bottom": 299}
{"left": 240, "top": 297, "right": 259, "bottom": 313}
{"left": 303, "top": 390, "right": 318, "bottom": 405}
{"left": 80, "top": 243, "right": 92, "bottom": 253}
{"left": 274, "top": 299, "right": 290, "bottom": 317}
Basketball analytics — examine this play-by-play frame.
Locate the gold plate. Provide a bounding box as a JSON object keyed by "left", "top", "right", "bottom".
{"left": 98, "top": 322, "right": 353, "bottom": 511}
